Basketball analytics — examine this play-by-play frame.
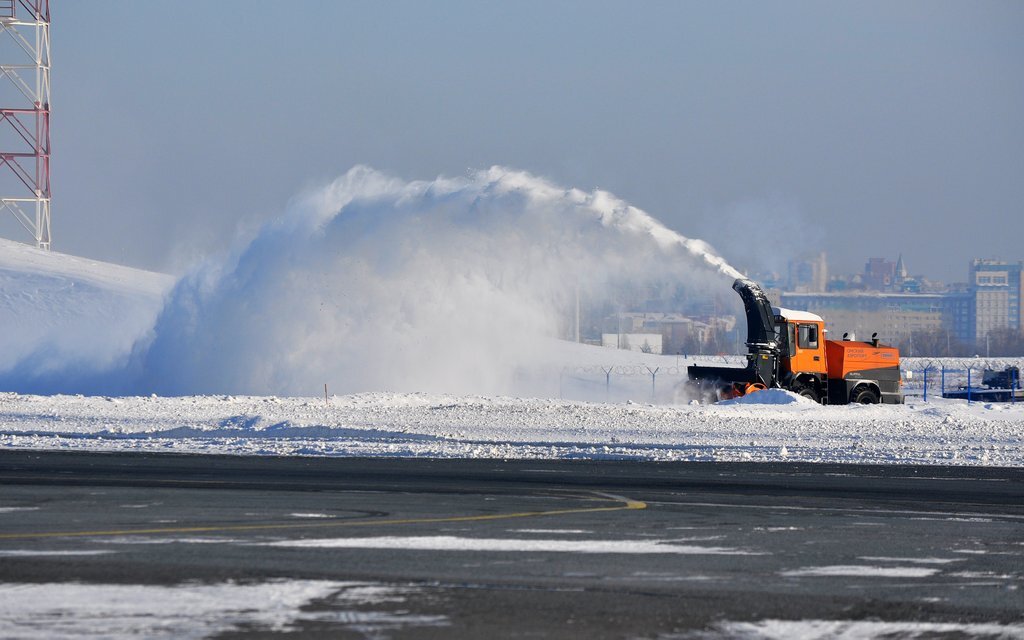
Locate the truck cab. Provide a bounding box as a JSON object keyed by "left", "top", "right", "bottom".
{"left": 774, "top": 306, "right": 902, "bottom": 405}
{"left": 774, "top": 307, "right": 828, "bottom": 402}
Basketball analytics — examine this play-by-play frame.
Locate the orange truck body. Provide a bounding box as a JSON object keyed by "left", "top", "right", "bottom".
{"left": 824, "top": 340, "right": 900, "bottom": 380}
{"left": 775, "top": 310, "right": 903, "bottom": 404}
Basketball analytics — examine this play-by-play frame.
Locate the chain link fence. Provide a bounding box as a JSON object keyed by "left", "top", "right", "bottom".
{"left": 559, "top": 356, "right": 743, "bottom": 403}
{"left": 900, "top": 357, "right": 1023, "bottom": 404}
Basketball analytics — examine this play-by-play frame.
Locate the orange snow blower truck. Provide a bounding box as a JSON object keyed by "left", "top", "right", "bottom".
{"left": 688, "top": 279, "right": 903, "bottom": 404}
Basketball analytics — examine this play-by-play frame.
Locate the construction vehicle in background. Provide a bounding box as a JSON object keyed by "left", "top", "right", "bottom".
{"left": 688, "top": 279, "right": 903, "bottom": 404}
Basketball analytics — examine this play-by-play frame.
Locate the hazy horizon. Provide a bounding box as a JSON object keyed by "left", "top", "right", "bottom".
{"left": 1, "top": 1, "right": 1020, "bottom": 283}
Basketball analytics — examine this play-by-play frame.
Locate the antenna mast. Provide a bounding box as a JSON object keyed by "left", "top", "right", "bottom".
{"left": 0, "top": 0, "right": 50, "bottom": 250}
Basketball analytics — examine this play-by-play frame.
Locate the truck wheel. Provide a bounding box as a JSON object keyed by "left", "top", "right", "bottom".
{"left": 851, "top": 387, "right": 879, "bottom": 404}
{"left": 792, "top": 383, "right": 819, "bottom": 403}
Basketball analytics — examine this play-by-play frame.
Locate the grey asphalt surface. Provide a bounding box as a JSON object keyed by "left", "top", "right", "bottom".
{"left": 1, "top": 450, "right": 1022, "bottom": 638}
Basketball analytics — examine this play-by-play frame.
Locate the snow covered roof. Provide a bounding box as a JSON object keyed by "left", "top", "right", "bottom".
{"left": 772, "top": 306, "right": 824, "bottom": 323}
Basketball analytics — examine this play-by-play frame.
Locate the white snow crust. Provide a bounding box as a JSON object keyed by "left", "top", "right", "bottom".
{"left": 263, "top": 535, "right": 761, "bottom": 555}
{"left": 1, "top": 390, "right": 1021, "bottom": 465}
{"left": 700, "top": 619, "right": 1024, "bottom": 639}
{"left": 0, "top": 580, "right": 447, "bottom": 639}
{"left": 779, "top": 565, "right": 940, "bottom": 578}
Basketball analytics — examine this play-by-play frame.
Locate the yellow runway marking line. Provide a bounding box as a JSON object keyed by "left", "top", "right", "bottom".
{"left": 0, "top": 492, "right": 647, "bottom": 540}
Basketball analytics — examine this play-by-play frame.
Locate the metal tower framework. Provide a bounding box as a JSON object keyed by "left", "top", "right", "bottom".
{"left": 0, "top": 0, "right": 49, "bottom": 250}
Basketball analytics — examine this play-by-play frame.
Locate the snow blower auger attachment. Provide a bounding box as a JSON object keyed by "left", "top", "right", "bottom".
{"left": 687, "top": 278, "right": 904, "bottom": 405}
{"left": 687, "top": 279, "right": 780, "bottom": 402}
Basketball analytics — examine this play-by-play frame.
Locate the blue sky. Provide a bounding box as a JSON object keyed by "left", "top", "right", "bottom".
{"left": 24, "top": 0, "right": 1024, "bottom": 281}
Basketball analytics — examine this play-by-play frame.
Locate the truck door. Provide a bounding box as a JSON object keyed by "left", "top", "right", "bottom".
{"left": 790, "top": 321, "right": 827, "bottom": 375}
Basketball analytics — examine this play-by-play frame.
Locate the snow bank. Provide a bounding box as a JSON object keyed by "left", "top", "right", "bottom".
{"left": 718, "top": 389, "right": 813, "bottom": 406}
{"left": 2, "top": 391, "right": 1021, "bottom": 466}
{"left": 0, "top": 238, "right": 172, "bottom": 394}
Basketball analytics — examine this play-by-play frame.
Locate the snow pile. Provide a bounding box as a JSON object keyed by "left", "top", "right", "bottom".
{"left": 718, "top": 389, "right": 813, "bottom": 405}
{"left": 0, "top": 238, "right": 172, "bottom": 394}
{"left": 2, "top": 392, "right": 1021, "bottom": 466}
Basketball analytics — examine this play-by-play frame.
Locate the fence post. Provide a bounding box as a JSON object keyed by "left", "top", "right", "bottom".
{"left": 603, "top": 367, "right": 612, "bottom": 402}
{"left": 967, "top": 368, "right": 972, "bottom": 405}
{"left": 941, "top": 366, "right": 946, "bottom": 396}
{"left": 647, "top": 366, "right": 659, "bottom": 401}
{"left": 923, "top": 367, "right": 928, "bottom": 403}
{"left": 1012, "top": 368, "right": 1017, "bottom": 404}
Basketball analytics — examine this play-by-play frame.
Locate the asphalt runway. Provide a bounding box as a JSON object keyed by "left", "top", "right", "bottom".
{"left": 1, "top": 451, "right": 1022, "bottom": 639}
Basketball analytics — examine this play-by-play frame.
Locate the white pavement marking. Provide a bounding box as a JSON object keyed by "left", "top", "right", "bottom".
{"left": 262, "top": 535, "right": 765, "bottom": 555}
{"left": 780, "top": 565, "right": 940, "bottom": 578}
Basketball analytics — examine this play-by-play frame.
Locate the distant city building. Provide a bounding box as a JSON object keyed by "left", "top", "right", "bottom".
{"left": 589, "top": 254, "right": 1023, "bottom": 357}
{"left": 863, "top": 257, "right": 897, "bottom": 291}
{"left": 781, "top": 256, "right": 1023, "bottom": 353}
{"left": 947, "top": 287, "right": 974, "bottom": 345}
{"left": 829, "top": 255, "right": 936, "bottom": 294}
{"left": 826, "top": 273, "right": 865, "bottom": 292}
{"left": 787, "top": 252, "right": 828, "bottom": 292}
{"left": 601, "top": 312, "right": 737, "bottom": 355}
{"left": 860, "top": 255, "right": 917, "bottom": 292}
{"left": 780, "top": 291, "right": 948, "bottom": 347}
{"left": 601, "top": 332, "right": 663, "bottom": 354}
{"left": 895, "top": 254, "right": 908, "bottom": 284}
{"left": 967, "top": 259, "right": 1023, "bottom": 342}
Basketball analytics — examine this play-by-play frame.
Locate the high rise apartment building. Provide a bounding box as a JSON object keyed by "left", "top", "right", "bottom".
{"left": 968, "top": 259, "right": 1023, "bottom": 342}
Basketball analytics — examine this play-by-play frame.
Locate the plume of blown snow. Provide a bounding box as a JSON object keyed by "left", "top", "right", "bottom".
{"left": 125, "top": 166, "right": 742, "bottom": 397}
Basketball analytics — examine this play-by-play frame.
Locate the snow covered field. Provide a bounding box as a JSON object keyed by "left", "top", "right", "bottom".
{"left": 2, "top": 389, "right": 1022, "bottom": 466}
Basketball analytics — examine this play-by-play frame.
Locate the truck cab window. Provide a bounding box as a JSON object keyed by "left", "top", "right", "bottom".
{"left": 787, "top": 323, "right": 797, "bottom": 357}
{"left": 798, "top": 324, "right": 819, "bottom": 349}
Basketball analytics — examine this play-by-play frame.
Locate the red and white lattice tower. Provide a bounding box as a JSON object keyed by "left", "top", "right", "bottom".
{"left": 0, "top": 0, "right": 49, "bottom": 250}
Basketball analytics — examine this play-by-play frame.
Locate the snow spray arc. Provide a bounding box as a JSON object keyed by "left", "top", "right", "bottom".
{"left": 135, "top": 166, "right": 744, "bottom": 396}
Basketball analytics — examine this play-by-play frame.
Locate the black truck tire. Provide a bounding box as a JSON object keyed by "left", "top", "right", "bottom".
{"left": 791, "top": 382, "right": 819, "bottom": 403}
{"left": 851, "top": 387, "right": 879, "bottom": 404}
